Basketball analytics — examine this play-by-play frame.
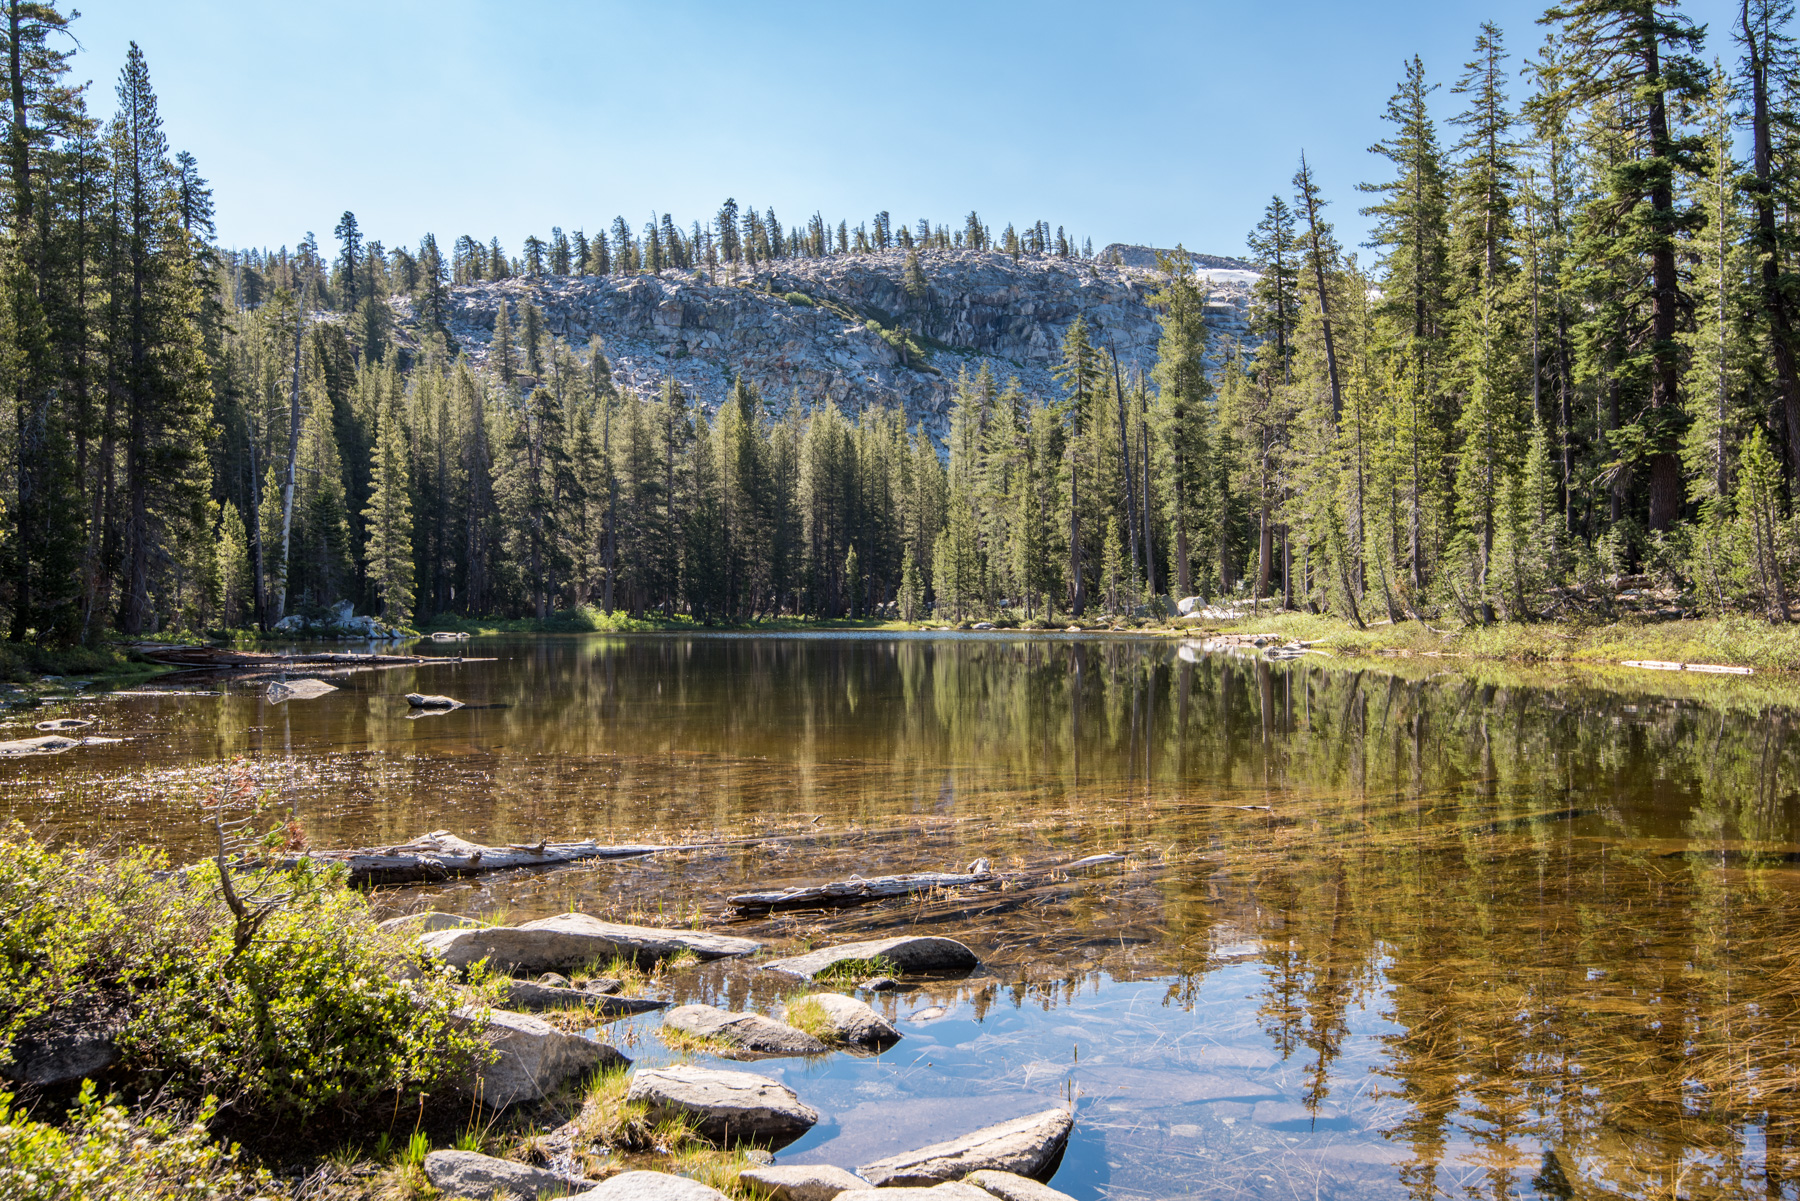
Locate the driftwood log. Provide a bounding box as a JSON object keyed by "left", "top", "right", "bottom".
{"left": 726, "top": 852, "right": 1129, "bottom": 913}
{"left": 127, "top": 644, "right": 492, "bottom": 671}
{"left": 298, "top": 830, "right": 671, "bottom": 888}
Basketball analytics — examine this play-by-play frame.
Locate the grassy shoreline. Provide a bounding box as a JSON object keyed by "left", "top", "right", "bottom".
{"left": 421, "top": 606, "right": 1800, "bottom": 675}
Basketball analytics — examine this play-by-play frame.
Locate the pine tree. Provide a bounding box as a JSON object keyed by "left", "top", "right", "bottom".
{"left": 491, "top": 299, "right": 516, "bottom": 388}
{"left": 363, "top": 366, "right": 414, "bottom": 624}
{"left": 1547, "top": 0, "right": 1708, "bottom": 530}
{"left": 109, "top": 43, "right": 213, "bottom": 634}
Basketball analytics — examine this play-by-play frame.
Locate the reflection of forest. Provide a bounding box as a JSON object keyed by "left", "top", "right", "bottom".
{"left": 9, "top": 636, "right": 1800, "bottom": 1196}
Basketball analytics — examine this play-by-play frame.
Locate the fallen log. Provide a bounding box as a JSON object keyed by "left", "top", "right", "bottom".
{"left": 728, "top": 867, "right": 998, "bottom": 914}
{"left": 302, "top": 830, "right": 671, "bottom": 888}
{"left": 132, "top": 644, "right": 491, "bottom": 670}
{"left": 726, "top": 852, "right": 1132, "bottom": 914}
{"left": 406, "top": 693, "right": 463, "bottom": 709}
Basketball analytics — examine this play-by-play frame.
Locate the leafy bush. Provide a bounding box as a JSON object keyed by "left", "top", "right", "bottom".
{"left": 0, "top": 1084, "right": 274, "bottom": 1201}
{"left": 782, "top": 291, "right": 814, "bottom": 307}
{"left": 0, "top": 824, "right": 486, "bottom": 1128}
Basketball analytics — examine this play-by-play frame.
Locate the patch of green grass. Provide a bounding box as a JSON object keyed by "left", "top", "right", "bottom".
{"left": 813, "top": 955, "right": 899, "bottom": 987}
{"left": 781, "top": 995, "right": 833, "bottom": 1042}
{"left": 1198, "top": 611, "right": 1800, "bottom": 674}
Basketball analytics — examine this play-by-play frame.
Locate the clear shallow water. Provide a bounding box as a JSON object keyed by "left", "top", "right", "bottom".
{"left": 6, "top": 633, "right": 1800, "bottom": 1199}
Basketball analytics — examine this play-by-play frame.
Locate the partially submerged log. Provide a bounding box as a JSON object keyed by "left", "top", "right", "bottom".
{"left": 129, "top": 644, "right": 492, "bottom": 672}
{"left": 406, "top": 693, "right": 463, "bottom": 709}
{"left": 728, "top": 867, "right": 997, "bottom": 913}
{"left": 305, "top": 830, "right": 670, "bottom": 888}
{"left": 726, "top": 852, "right": 1131, "bottom": 914}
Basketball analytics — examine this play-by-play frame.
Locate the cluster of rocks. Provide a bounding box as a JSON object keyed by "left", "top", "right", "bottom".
{"left": 270, "top": 599, "right": 406, "bottom": 640}
{"left": 425, "top": 247, "right": 1257, "bottom": 443}
{"left": 407, "top": 914, "right": 1078, "bottom": 1201}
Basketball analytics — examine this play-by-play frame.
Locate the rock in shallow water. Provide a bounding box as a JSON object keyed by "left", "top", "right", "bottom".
{"left": 965, "top": 1169, "right": 1079, "bottom": 1201}
{"left": 761, "top": 935, "right": 978, "bottom": 980}
{"left": 377, "top": 910, "right": 480, "bottom": 935}
{"left": 497, "top": 978, "right": 668, "bottom": 1017}
{"left": 421, "top": 1149, "right": 586, "bottom": 1200}
{"left": 625, "top": 1063, "right": 818, "bottom": 1147}
{"left": 836, "top": 1186, "right": 992, "bottom": 1201}
{"left": 571, "top": 1170, "right": 728, "bottom": 1200}
{"left": 781, "top": 993, "right": 901, "bottom": 1050}
{"left": 664, "top": 1003, "right": 826, "bottom": 1057}
{"left": 858, "top": 1107, "right": 1073, "bottom": 1187}
{"left": 736, "top": 1164, "right": 871, "bottom": 1201}
{"left": 421, "top": 912, "right": 760, "bottom": 973}
{"left": 454, "top": 1007, "right": 628, "bottom": 1107}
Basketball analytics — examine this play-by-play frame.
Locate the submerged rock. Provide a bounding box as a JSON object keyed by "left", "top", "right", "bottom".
{"left": 0, "top": 734, "right": 81, "bottom": 755}
{"left": 625, "top": 1063, "right": 819, "bottom": 1147}
{"left": 763, "top": 935, "right": 978, "bottom": 980}
{"left": 858, "top": 1107, "right": 1073, "bottom": 1187}
{"left": 737, "top": 1164, "right": 872, "bottom": 1201}
{"left": 421, "top": 913, "right": 761, "bottom": 973}
{"left": 455, "top": 1007, "right": 627, "bottom": 1108}
{"left": 33, "top": 718, "right": 92, "bottom": 731}
{"left": 664, "top": 1004, "right": 826, "bottom": 1057}
{"left": 376, "top": 911, "right": 480, "bottom": 935}
{"left": 572, "top": 1171, "right": 728, "bottom": 1200}
{"left": 781, "top": 992, "right": 901, "bottom": 1050}
{"left": 421, "top": 1149, "right": 586, "bottom": 1200}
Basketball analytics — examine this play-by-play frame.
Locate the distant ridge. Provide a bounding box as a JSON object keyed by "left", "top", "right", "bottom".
{"left": 1100, "top": 243, "right": 1256, "bottom": 273}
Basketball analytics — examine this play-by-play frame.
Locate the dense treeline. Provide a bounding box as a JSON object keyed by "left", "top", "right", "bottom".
{"left": 7, "top": 0, "right": 1800, "bottom": 640}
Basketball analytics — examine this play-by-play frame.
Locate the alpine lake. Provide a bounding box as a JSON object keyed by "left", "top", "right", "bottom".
{"left": 5, "top": 630, "right": 1800, "bottom": 1201}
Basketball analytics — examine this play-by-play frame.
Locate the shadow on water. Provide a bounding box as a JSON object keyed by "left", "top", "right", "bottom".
{"left": 6, "top": 633, "right": 1800, "bottom": 1199}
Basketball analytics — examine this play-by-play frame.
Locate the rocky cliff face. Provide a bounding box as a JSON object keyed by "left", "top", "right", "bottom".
{"left": 436, "top": 248, "right": 1256, "bottom": 438}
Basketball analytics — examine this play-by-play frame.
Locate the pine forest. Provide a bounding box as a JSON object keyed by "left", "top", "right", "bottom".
{"left": 9, "top": 1, "right": 1800, "bottom": 643}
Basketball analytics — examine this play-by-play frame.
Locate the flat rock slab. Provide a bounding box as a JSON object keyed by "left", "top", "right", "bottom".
{"left": 33, "top": 718, "right": 92, "bottom": 731}
{"left": 664, "top": 1004, "right": 826, "bottom": 1057}
{"left": 266, "top": 677, "right": 337, "bottom": 701}
{"left": 626, "top": 1063, "right": 819, "bottom": 1148}
{"left": 421, "top": 1149, "right": 587, "bottom": 1200}
{"left": 762, "top": 936, "right": 978, "bottom": 980}
{"left": 406, "top": 692, "right": 464, "bottom": 708}
{"left": 455, "top": 1007, "right": 628, "bottom": 1108}
{"left": 859, "top": 1107, "right": 1073, "bottom": 1187}
{"left": 500, "top": 978, "right": 669, "bottom": 1018}
{"left": 572, "top": 1172, "right": 728, "bottom": 1200}
{"left": 837, "top": 1186, "right": 992, "bottom": 1201}
{"left": 782, "top": 993, "right": 900, "bottom": 1050}
{"left": 736, "top": 1164, "right": 871, "bottom": 1201}
{"left": 966, "top": 1170, "right": 1079, "bottom": 1201}
{"left": 422, "top": 912, "right": 761, "bottom": 973}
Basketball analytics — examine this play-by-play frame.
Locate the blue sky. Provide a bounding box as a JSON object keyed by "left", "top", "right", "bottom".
{"left": 74, "top": 0, "right": 1741, "bottom": 261}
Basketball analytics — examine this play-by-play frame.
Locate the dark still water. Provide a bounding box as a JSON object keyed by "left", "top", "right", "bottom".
{"left": 6, "top": 633, "right": 1800, "bottom": 1201}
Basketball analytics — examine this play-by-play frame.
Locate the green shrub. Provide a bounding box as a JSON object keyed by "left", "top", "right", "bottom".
{"left": 0, "top": 1084, "right": 274, "bottom": 1200}
{"left": 782, "top": 291, "right": 814, "bottom": 307}
{"left": 0, "top": 827, "right": 486, "bottom": 1128}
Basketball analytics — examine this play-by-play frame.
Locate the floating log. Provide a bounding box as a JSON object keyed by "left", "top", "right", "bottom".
{"left": 302, "top": 830, "right": 671, "bottom": 888}
{"left": 406, "top": 693, "right": 463, "bottom": 709}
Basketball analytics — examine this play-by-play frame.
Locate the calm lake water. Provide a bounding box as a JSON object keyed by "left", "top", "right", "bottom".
{"left": 6, "top": 632, "right": 1800, "bottom": 1201}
